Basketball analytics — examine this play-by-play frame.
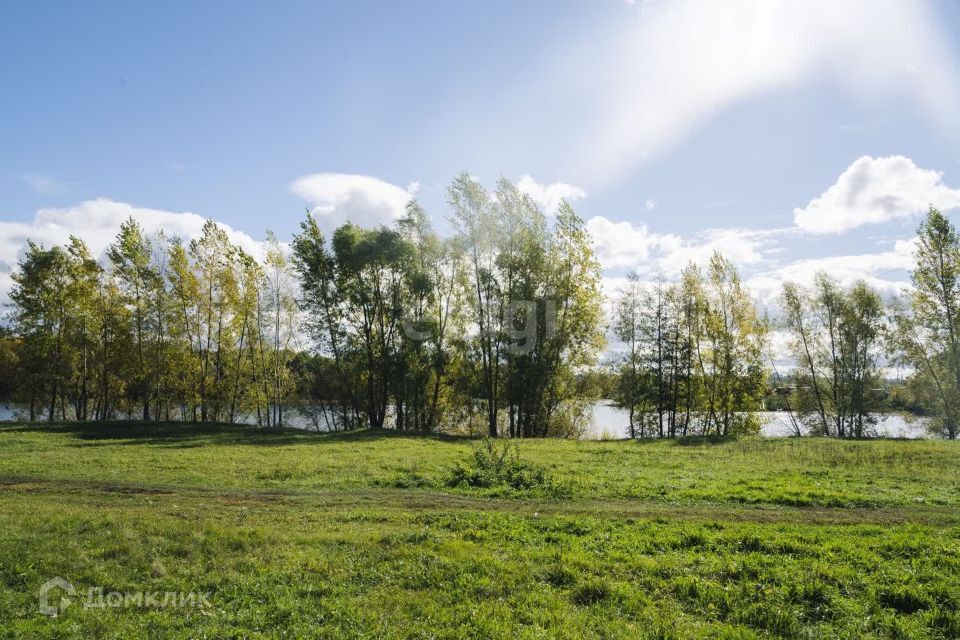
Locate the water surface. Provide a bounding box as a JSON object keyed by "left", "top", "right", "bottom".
{"left": 585, "top": 401, "right": 929, "bottom": 440}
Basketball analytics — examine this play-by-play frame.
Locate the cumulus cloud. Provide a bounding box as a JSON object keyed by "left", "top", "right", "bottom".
{"left": 586, "top": 217, "right": 663, "bottom": 269}
{"left": 515, "top": 175, "right": 586, "bottom": 215}
{"left": 549, "top": 0, "right": 960, "bottom": 183}
{"left": 793, "top": 156, "right": 960, "bottom": 234}
{"left": 655, "top": 227, "right": 772, "bottom": 274}
{"left": 587, "top": 215, "right": 777, "bottom": 274}
{"left": 0, "top": 198, "right": 265, "bottom": 304}
{"left": 289, "top": 173, "right": 416, "bottom": 230}
{"left": 747, "top": 238, "right": 916, "bottom": 305}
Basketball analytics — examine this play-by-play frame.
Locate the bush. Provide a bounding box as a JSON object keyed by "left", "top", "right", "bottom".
{"left": 448, "top": 438, "right": 562, "bottom": 493}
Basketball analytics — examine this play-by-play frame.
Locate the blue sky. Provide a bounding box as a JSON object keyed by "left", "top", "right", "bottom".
{"left": 3, "top": 0, "right": 960, "bottom": 310}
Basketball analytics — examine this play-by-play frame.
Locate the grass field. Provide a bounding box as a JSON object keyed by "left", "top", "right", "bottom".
{"left": 1, "top": 423, "right": 959, "bottom": 638}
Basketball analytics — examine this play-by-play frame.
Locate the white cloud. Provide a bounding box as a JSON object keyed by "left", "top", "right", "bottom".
{"left": 587, "top": 215, "right": 776, "bottom": 274}
{"left": 655, "top": 227, "right": 771, "bottom": 274}
{"left": 0, "top": 198, "right": 265, "bottom": 304}
{"left": 596, "top": 224, "right": 920, "bottom": 365}
{"left": 289, "top": 173, "right": 416, "bottom": 230}
{"left": 644, "top": 199, "right": 656, "bottom": 212}
{"left": 746, "top": 238, "right": 916, "bottom": 305}
{"left": 586, "top": 216, "right": 664, "bottom": 269}
{"left": 552, "top": 0, "right": 960, "bottom": 183}
{"left": 515, "top": 175, "right": 586, "bottom": 215}
{"left": 766, "top": 328, "right": 795, "bottom": 368}
{"left": 793, "top": 155, "right": 960, "bottom": 234}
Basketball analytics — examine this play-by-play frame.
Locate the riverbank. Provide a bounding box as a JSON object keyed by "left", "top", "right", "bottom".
{"left": 2, "top": 423, "right": 959, "bottom": 637}
{"left": 3, "top": 402, "right": 935, "bottom": 440}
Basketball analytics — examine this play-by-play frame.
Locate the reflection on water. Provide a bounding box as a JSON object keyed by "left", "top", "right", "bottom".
{"left": 585, "top": 401, "right": 929, "bottom": 440}
{"left": 0, "top": 400, "right": 932, "bottom": 439}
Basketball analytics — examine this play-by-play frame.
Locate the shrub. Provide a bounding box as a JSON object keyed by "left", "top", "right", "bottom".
{"left": 448, "top": 438, "right": 564, "bottom": 494}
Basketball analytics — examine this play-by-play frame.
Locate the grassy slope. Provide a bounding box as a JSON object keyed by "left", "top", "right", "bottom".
{"left": 1, "top": 423, "right": 959, "bottom": 638}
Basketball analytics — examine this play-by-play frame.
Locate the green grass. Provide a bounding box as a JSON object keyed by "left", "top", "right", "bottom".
{"left": 1, "top": 423, "right": 959, "bottom": 638}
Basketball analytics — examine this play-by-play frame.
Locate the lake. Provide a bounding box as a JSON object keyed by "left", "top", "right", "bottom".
{"left": 1, "top": 401, "right": 931, "bottom": 439}
{"left": 584, "top": 401, "right": 930, "bottom": 439}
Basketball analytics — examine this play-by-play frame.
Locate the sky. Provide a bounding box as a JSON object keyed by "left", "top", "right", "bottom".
{"left": 3, "top": 0, "right": 960, "bottom": 317}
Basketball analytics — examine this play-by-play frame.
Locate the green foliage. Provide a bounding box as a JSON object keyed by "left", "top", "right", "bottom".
{"left": 888, "top": 207, "right": 960, "bottom": 439}
{"left": 782, "top": 274, "right": 886, "bottom": 437}
{"left": 6, "top": 218, "right": 301, "bottom": 426}
{"left": 449, "top": 174, "right": 606, "bottom": 438}
{"left": 288, "top": 174, "right": 607, "bottom": 437}
{"left": 571, "top": 578, "right": 611, "bottom": 605}
{"left": 613, "top": 254, "right": 767, "bottom": 438}
{"left": 2, "top": 423, "right": 959, "bottom": 507}
{"left": 449, "top": 438, "right": 559, "bottom": 493}
{"left": 2, "top": 427, "right": 959, "bottom": 638}
{"left": 876, "top": 584, "right": 931, "bottom": 614}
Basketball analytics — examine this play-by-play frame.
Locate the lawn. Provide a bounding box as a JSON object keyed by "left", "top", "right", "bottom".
{"left": 1, "top": 423, "right": 959, "bottom": 638}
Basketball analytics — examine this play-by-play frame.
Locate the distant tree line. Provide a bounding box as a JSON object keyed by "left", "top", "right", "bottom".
{"left": 2, "top": 180, "right": 958, "bottom": 439}
{"left": 5, "top": 219, "right": 297, "bottom": 425}
{"left": 1, "top": 174, "right": 604, "bottom": 436}
{"left": 611, "top": 207, "right": 959, "bottom": 439}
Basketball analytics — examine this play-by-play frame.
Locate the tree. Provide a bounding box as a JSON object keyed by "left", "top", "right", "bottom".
{"left": 92, "top": 261, "right": 132, "bottom": 420}
{"left": 10, "top": 243, "right": 70, "bottom": 421}
{"left": 332, "top": 223, "right": 411, "bottom": 429}
{"left": 614, "top": 261, "right": 759, "bottom": 439}
{"left": 148, "top": 231, "right": 173, "bottom": 421}
{"left": 694, "top": 253, "right": 767, "bottom": 435}
{"left": 189, "top": 220, "right": 237, "bottom": 422}
{"left": 781, "top": 274, "right": 885, "bottom": 436}
{"left": 291, "top": 214, "right": 361, "bottom": 430}
{"left": 782, "top": 281, "right": 829, "bottom": 434}
{"left": 449, "top": 173, "right": 503, "bottom": 437}
{"left": 396, "top": 202, "right": 467, "bottom": 431}
{"left": 108, "top": 217, "right": 156, "bottom": 420}
{"left": 228, "top": 249, "right": 265, "bottom": 424}
{"left": 890, "top": 207, "right": 960, "bottom": 438}
{"left": 64, "top": 237, "right": 102, "bottom": 421}
{"left": 614, "top": 273, "right": 644, "bottom": 438}
{"left": 167, "top": 237, "right": 202, "bottom": 420}
{"left": 633, "top": 275, "right": 679, "bottom": 438}
{"left": 262, "top": 232, "right": 298, "bottom": 426}
{"left": 534, "top": 201, "right": 606, "bottom": 437}
{"left": 0, "top": 328, "right": 18, "bottom": 403}
{"left": 495, "top": 178, "right": 550, "bottom": 437}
